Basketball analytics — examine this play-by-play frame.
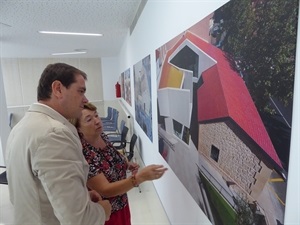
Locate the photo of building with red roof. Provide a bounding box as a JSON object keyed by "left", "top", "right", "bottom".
{"left": 156, "top": 27, "right": 290, "bottom": 224}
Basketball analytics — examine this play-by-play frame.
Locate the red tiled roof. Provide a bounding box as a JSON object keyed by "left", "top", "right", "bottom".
{"left": 163, "top": 31, "right": 282, "bottom": 168}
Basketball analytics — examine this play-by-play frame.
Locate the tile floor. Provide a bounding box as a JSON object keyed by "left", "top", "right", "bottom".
{"left": 0, "top": 151, "right": 170, "bottom": 225}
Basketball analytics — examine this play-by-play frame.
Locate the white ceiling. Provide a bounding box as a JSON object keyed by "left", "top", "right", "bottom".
{"left": 0, "top": 0, "right": 144, "bottom": 58}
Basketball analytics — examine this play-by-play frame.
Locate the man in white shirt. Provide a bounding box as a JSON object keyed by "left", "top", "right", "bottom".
{"left": 6, "top": 63, "right": 111, "bottom": 224}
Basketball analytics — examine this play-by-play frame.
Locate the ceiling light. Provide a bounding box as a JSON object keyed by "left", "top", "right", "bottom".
{"left": 39, "top": 31, "right": 103, "bottom": 36}
{"left": 51, "top": 51, "right": 87, "bottom": 56}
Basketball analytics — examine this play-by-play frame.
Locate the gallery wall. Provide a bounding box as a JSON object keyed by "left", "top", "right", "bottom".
{"left": 1, "top": 58, "right": 104, "bottom": 106}
{"left": 0, "top": 64, "right": 10, "bottom": 166}
{"left": 118, "top": 1, "right": 229, "bottom": 224}
{"left": 101, "top": 57, "right": 120, "bottom": 101}
{"left": 117, "top": 0, "right": 300, "bottom": 224}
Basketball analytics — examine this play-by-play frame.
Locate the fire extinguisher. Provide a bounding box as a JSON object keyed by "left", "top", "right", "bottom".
{"left": 115, "top": 82, "right": 121, "bottom": 98}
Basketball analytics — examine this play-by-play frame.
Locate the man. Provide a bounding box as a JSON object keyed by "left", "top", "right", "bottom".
{"left": 6, "top": 63, "right": 111, "bottom": 224}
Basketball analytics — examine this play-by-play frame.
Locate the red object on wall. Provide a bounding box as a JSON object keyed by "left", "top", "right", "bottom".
{"left": 115, "top": 82, "right": 121, "bottom": 98}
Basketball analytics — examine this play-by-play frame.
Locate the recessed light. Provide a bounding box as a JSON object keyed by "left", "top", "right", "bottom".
{"left": 39, "top": 31, "right": 103, "bottom": 36}
{"left": 51, "top": 51, "right": 87, "bottom": 56}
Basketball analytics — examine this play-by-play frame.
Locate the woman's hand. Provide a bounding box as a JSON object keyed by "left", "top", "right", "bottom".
{"left": 89, "top": 189, "right": 102, "bottom": 202}
{"left": 90, "top": 189, "right": 111, "bottom": 220}
{"left": 98, "top": 199, "right": 112, "bottom": 221}
{"left": 128, "top": 162, "right": 139, "bottom": 175}
{"left": 135, "top": 164, "right": 168, "bottom": 184}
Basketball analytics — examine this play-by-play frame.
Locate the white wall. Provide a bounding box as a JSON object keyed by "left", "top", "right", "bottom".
{"left": 101, "top": 57, "right": 119, "bottom": 101}
{"left": 1, "top": 58, "right": 104, "bottom": 106}
{"left": 1, "top": 58, "right": 105, "bottom": 126}
{"left": 118, "top": 0, "right": 300, "bottom": 224}
{"left": 118, "top": 1, "right": 229, "bottom": 224}
{"left": 0, "top": 63, "right": 10, "bottom": 166}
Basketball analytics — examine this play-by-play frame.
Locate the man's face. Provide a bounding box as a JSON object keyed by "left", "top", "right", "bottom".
{"left": 61, "top": 74, "right": 88, "bottom": 119}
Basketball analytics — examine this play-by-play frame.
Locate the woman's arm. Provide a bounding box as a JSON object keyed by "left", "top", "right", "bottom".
{"left": 87, "top": 164, "right": 168, "bottom": 197}
{"left": 87, "top": 172, "right": 136, "bottom": 197}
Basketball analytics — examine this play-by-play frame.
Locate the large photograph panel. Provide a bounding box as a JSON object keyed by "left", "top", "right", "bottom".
{"left": 124, "top": 68, "right": 132, "bottom": 106}
{"left": 156, "top": 1, "right": 298, "bottom": 224}
{"left": 134, "top": 55, "right": 153, "bottom": 141}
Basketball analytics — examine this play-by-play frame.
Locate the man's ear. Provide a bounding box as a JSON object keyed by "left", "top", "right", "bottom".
{"left": 52, "top": 80, "right": 63, "bottom": 98}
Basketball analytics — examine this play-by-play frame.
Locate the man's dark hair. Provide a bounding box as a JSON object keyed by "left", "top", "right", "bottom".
{"left": 37, "top": 63, "right": 87, "bottom": 101}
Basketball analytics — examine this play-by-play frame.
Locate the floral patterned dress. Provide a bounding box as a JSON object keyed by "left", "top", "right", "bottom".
{"left": 79, "top": 132, "right": 130, "bottom": 222}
